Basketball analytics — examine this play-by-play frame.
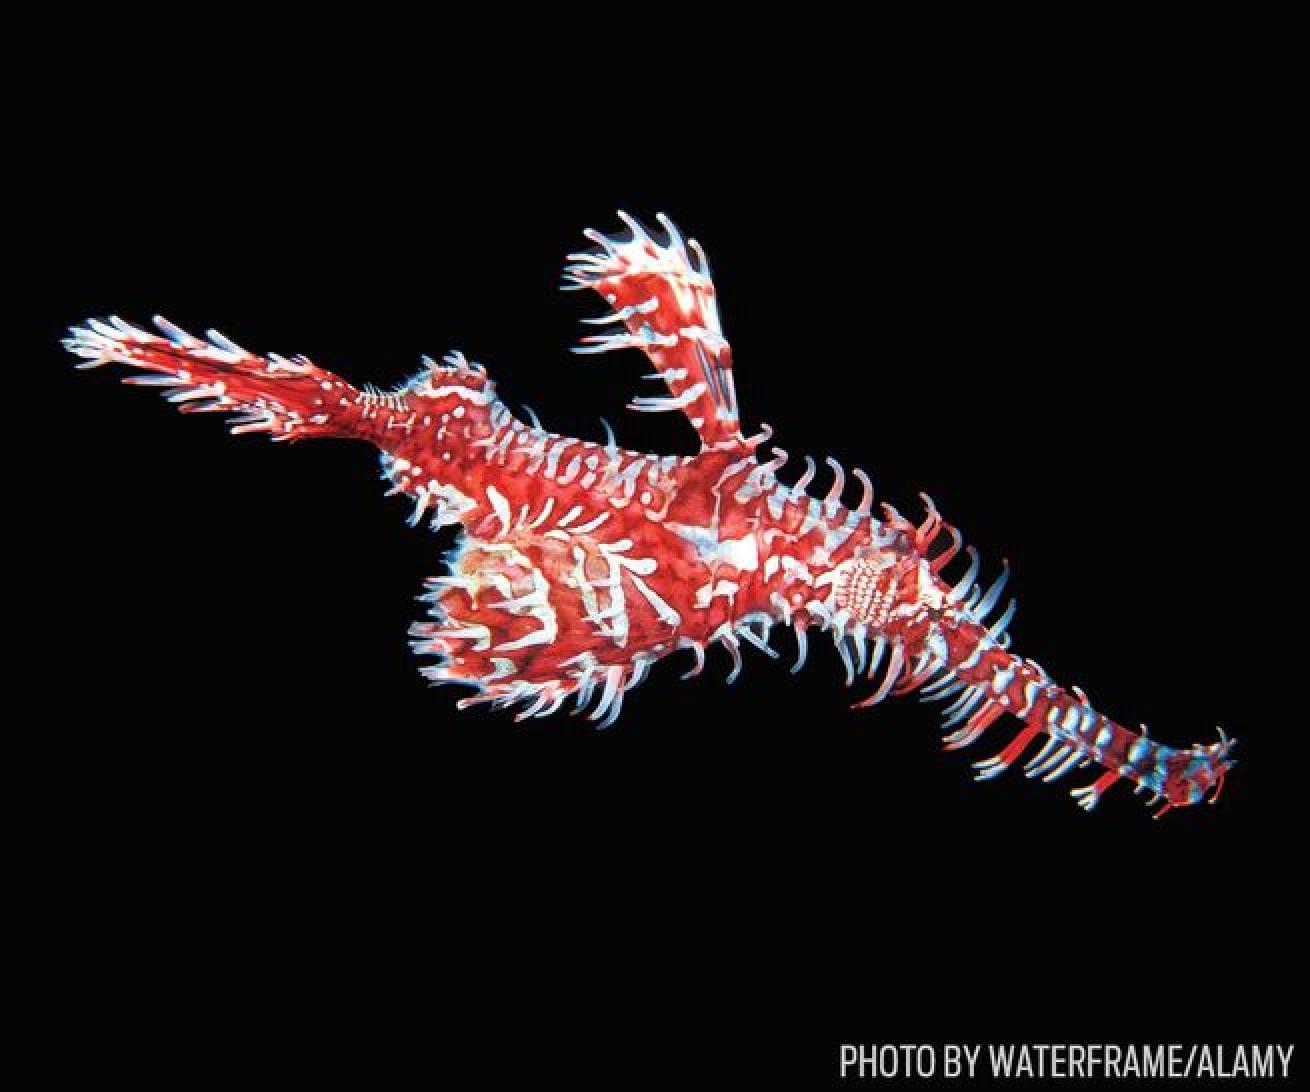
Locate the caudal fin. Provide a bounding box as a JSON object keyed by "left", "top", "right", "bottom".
{"left": 65, "top": 316, "right": 364, "bottom": 443}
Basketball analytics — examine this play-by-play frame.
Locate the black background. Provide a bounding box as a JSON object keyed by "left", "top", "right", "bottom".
{"left": 24, "top": 23, "right": 1301, "bottom": 1085}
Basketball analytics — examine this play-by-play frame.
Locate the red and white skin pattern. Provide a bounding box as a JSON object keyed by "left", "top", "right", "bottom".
{"left": 65, "top": 212, "right": 1236, "bottom": 817}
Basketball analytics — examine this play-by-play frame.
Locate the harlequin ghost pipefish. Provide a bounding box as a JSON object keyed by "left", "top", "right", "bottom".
{"left": 66, "top": 212, "right": 1235, "bottom": 818}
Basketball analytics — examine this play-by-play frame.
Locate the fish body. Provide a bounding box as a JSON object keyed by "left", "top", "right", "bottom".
{"left": 66, "top": 212, "right": 1234, "bottom": 815}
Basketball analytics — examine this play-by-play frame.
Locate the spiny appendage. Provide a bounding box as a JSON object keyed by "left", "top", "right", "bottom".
{"left": 64, "top": 315, "right": 353, "bottom": 441}
{"left": 407, "top": 531, "right": 685, "bottom": 730}
{"left": 893, "top": 544, "right": 1235, "bottom": 817}
{"left": 353, "top": 350, "right": 500, "bottom": 446}
{"left": 652, "top": 453, "right": 985, "bottom": 713}
{"left": 379, "top": 384, "right": 693, "bottom": 538}
{"left": 942, "top": 659, "right": 1237, "bottom": 818}
{"left": 756, "top": 459, "right": 981, "bottom": 705}
{"left": 757, "top": 469, "right": 1236, "bottom": 817}
{"left": 380, "top": 417, "right": 691, "bottom": 562}
{"left": 465, "top": 402, "right": 684, "bottom": 512}
{"left": 409, "top": 538, "right": 569, "bottom": 720}
{"left": 563, "top": 210, "right": 741, "bottom": 448}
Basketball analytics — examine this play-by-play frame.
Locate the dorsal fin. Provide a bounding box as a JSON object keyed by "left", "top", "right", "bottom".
{"left": 564, "top": 211, "right": 744, "bottom": 450}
